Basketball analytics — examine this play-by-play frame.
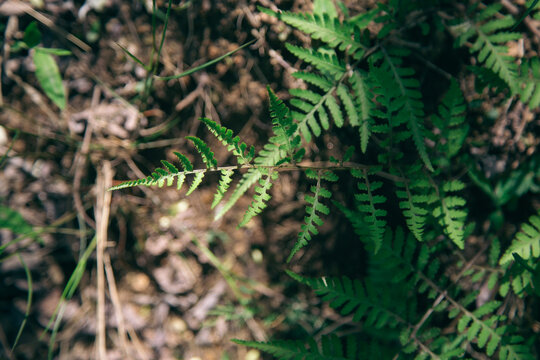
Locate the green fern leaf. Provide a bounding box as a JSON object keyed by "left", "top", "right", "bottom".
{"left": 431, "top": 79, "right": 468, "bottom": 161}
{"left": 456, "top": 4, "right": 521, "bottom": 93}
{"left": 233, "top": 334, "right": 357, "bottom": 360}
{"left": 238, "top": 170, "right": 277, "bottom": 227}
{"left": 261, "top": 9, "right": 365, "bottom": 59}
{"left": 345, "top": 168, "right": 387, "bottom": 253}
{"left": 499, "top": 210, "right": 540, "bottom": 265}
{"left": 186, "top": 136, "right": 218, "bottom": 169}
{"left": 288, "top": 169, "right": 337, "bottom": 262}
{"left": 211, "top": 169, "right": 234, "bottom": 209}
{"left": 394, "top": 164, "right": 430, "bottom": 242}
{"left": 186, "top": 171, "right": 204, "bottom": 196}
{"left": 200, "top": 117, "right": 254, "bottom": 164}
{"left": 518, "top": 57, "right": 540, "bottom": 110}
{"left": 431, "top": 180, "right": 468, "bottom": 249}
{"left": 286, "top": 44, "right": 346, "bottom": 79}
{"left": 288, "top": 270, "right": 404, "bottom": 329}
{"left": 382, "top": 48, "right": 432, "bottom": 171}
{"left": 350, "top": 71, "right": 373, "bottom": 153}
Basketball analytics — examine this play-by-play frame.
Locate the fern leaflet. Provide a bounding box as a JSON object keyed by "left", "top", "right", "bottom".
{"left": 287, "top": 270, "right": 405, "bottom": 329}
{"left": 499, "top": 209, "right": 540, "bottom": 265}
{"left": 260, "top": 7, "right": 366, "bottom": 59}
{"left": 238, "top": 169, "right": 277, "bottom": 227}
{"left": 394, "top": 164, "right": 430, "bottom": 242}
{"left": 212, "top": 169, "right": 234, "bottom": 209}
{"left": 288, "top": 169, "right": 337, "bottom": 262}
{"left": 430, "top": 180, "right": 468, "bottom": 249}
{"left": 233, "top": 334, "right": 360, "bottom": 360}
{"left": 455, "top": 3, "right": 521, "bottom": 93}
{"left": 200, "top": 117, "right": 255, "bottom": 164}
{"left": 431, "top": 79, "right": 468, "bottom": 162}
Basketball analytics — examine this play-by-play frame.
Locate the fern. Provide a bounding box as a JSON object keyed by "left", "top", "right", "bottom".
{"left": 430, "top": 180, "right": 468, "bottom": 249}
{"left": 336, "top": 168, "right": 387, "bottom": 253}
{"left": 233, "top": 334, "right": 361, "bottom": 360}
{"left": 287, "top": 270, "right": 406, "bottom": 330}
{"left": 238, "top": 169, "right": 277, "bottom": 227}
{"left": 518, "top": 57, "right": 540, "bottom": 110}
{"left": 455, "top": 3, "right": 522, "bottom": 94}
{"left": 211, "top": 169, "right": 234, "bottom": 209}
{"left": 200, "top": 117, "right": 255, "bottom": 165}
{"left": 288, "top": 169, "right": 337, "bottom": 262}
{"left": 394, "top": 164, "right": 431, "bottom": 242}
{"left": 259, "top": 7, "right": 367, "bottom": 60}
{"left": 500, "top": 209, "right": 540, "bottom": 265}
{"left": 431, "top": 79, "right": 469, "bottom": 162}
{"left": 373, "top": 47, "right": 433, "bottom": 171}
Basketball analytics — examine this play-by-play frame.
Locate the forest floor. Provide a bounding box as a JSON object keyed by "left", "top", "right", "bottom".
{"left": 0, "top": 0, "right": 539, "bottom": 360}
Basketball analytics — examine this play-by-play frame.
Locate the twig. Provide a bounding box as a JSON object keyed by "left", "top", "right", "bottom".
{"left": 95, "top": 161, "right": 113, "bottom": 360}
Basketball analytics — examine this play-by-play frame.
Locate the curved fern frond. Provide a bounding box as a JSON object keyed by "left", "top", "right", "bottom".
{"left": 211, "top": 169, "right": 234, "bottom": 209}
{"left": 108, "top": 149, "right": 195, "bottom": 191}
{"left": 394, "top": 164, "right": 430, "bottom": 242}
{"left": 344, "top": 168, "right": 387, "bottom": 253}
{"left": 186, "top": 136, "right": 218, "bottom": 169}
{"left": 200, "top": 117, "right": 255, "bottom": 165}
{"left": 431, "top": 180, "right": 468, "bottom": 249}
{"left": 268, "top": 86, "right": 302, "bottom": 162}
{"left": 288, "top": 169, "right": 338, "bottom": 262}
{"left": 453, "top": 300, "right": 533, "bottom": 359}
{"left": 287, "top": 270, "right": 406, "bottom": 329}
{"left": 215, "top": 168, "right": 262, "bottom": 220}
{"left": 378, "top": 47, "right": 432, "bottom": 171}
{"left": 499, "top": 209, "right": 540, "bottom": 265}
{"left": 518, "top": 57, "right": 540, "bottom": 110}
{"left": 286, "top": 44, "right": 346, "bottom": 79}
{"left": 431, "top": 79, "right": 468, "bottom": 161}
{"left": 259, "top": 7, "right": 366, "bottom": 59}
{"left": 369, "top": 227, "right": 434, "bottom": 291}
{"left": 186, "top": 171, "right": 204, "bottom": 196}
{"left": 350, "top": 71, "right": 374, "bottom": 153}
{"left": 455, "top": 3, "right": 521, "bottom": 93}
{"left": 233, "top": 334, "right": 360, "bottom": 360}
{"left": 238, "top": 169, "right": 277, "bottom": 227}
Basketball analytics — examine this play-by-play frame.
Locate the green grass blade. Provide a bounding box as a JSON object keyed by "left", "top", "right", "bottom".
{"left": 11, "top": 253, "right": 33, "bottom": 353}
{"left": 157, "top": 39, "right": 254, "bottom": 80}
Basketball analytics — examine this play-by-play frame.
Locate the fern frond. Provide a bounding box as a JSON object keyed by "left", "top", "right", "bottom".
{"left": 499, "top": 210, "right": 540, "bottom": 265}
{"left": 349, "top": 168, "right": 387, "bottom": 253}
{"left": 233, "top": 334, "right": 360, "bottom": 360}
{"left": 454, "top": 300, "right": 533, "bottom": 359}
{"left": 287, "top": 270, "right": 405, "bottom": 329}
{"left": 369, "top": 227, "right": 433, "bottom": 288}
{"left": 238, "top": 169, "right": 277, "bottom": 227}
{"left": 186, "top": 136, "right": 218, "bottom": 169}
{"left": 211, "top": 169, "right": 234, "bottom": 209}
{"left": 215, "top": 168, "right": 262, "bottom": 220}
{"left": 350, "top": 71, "right": 374, "bottom": 153}
{"left": 394, "top": 164, "right": 431, "bottom": 242}
{"left": 268, "top": 86, "right": 302, "bottom": 162}
{"left": 518, "top": 57, "right": 540, "bottom": 110}
{"left": 381, "top": 48, "right": 432, "bottom": 171}
{"left": 431, "top": 79, "right": 468, "bottom": 161}
{"left": 455, "top": 4, "right": 521, "bottom": 93}
{"left": 260, "top": 8, "right": 366, "bottom": 59}
{"left": 200, "top": 117, "right": 255, "bottom": 164}
{"left": 431, "top": 180, "right": 468, "bottom": 249}
{"left": 288, "top": 169, "right": 338, "bottom": 262}
{"left": 286, "top": 44, "right": 346, "bottom": 79}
